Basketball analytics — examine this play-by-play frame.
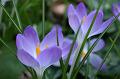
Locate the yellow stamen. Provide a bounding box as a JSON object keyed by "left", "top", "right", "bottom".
{"left": 45, "top": 44, "right": 48, "bottom": 48}
{"left": 81, "top": 51, "right": 86, "bottom": 58}
{"left": 81, "top": 16, "right": 86, "bottom": 24}
{"left": 36, "top": 46, "right": 40, "bottom": 56}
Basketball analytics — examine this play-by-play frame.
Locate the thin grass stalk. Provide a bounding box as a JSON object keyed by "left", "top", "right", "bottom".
{"left": 72, "top": 13, "right": 120, "bottom": 79}
{"left": 68, "top": 1, "right": 103, "bottom": 79}
{"left": 55, "top": 26, "right": 66, "bottom": 79}
{"left": 12, "top": 0, "right": 22, "bottom": 30}
{"left": 62, "top": 25, "right": 81, "bottom": 79}
{"left": 110, "top": 37, "right": 120, "bottom": 57}
{"left": 0, "top": 3, "right": 22, "bottom": 33}
{"left": 0, "top": 38, "right": 15, "bottom": 56}
{"left": 94, "top": 33, "right": 120, "bottom": 79}
{"left": 42, "top": 0, "right": 45, "bottom": 38}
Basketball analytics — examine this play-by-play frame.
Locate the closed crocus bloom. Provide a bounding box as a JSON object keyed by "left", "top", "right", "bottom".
{"left": 112, "top": 3, "right": 120, "bottom": 21}
{"left": 67, "top": 2, "right": 114, "bottom": 39}
{"left": 16, "top": 26, "right": 62, "bottom": 78}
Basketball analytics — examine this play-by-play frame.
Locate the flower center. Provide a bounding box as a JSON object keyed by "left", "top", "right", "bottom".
{"left": 36, "top": 44, "right": 41, "bottom": 56}
{"left": 36, "top": 44, "right": 48, "bottom": 57}
{"left": 81, "top": 16, "right": 86, "bottom": 24}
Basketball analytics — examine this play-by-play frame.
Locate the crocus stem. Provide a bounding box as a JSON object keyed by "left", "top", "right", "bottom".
{"left": 55, "top": 26, "right": 66, "bottom": 79}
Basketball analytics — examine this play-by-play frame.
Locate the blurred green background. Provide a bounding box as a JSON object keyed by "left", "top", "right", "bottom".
{"left": 0, "top": 0, "right": 120, "bottom": 79}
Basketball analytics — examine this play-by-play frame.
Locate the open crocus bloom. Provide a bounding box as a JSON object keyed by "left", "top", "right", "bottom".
{"left": 16, "top": 26, "right": 62, "bottom": 76}
{"left": 69, "top": 39, "right": 107, "bottom": 70}
{"left": 67, "top": 2, "right": 112, "bottom": 70}
{"left": 67, "top": 2, "right": 114, "bottom": 39}
{"left": 42, "top": 25, "right": 78, "bottom": 66}
{"left": 112, "top": 3, "right": 120, "bottom": 21}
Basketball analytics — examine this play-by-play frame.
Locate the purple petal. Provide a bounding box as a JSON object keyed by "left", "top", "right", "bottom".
{"left": 23, "top": 26, "right": 40, "bottom": 47}
{"left": 17, "top": 49, "right": 39, "bottom": 68}
{"left": 112, "top": 3, "right": 120, "bottom": 20}
{"left": 89, "top": 39, "right": 105, "bottom": 52}
{"left": 67, "top": 4, "right": 80, "bottom": 33}
{"left": 112, "top": 3, "right": 120, "bottom": 16}
{"left": 16, "top": 26, "right": 39, "bottom": 58}
{"left": 40, "top": 25, "right": 64, "bottom": 50}
{"left": 81, "top": 10, "right": 103, "bottom": 37}
{"left": 90, "top": 53, "right": 107, "bottom": 71}
{"left": 62, "top": 38, "right": 78, "bottom": 59}
{"left": 76, "top": 2, "right": 87, "bottom": 20}
{"left": 16, "top": 34, "right": 36, "bottom": 58}
{"left": 90, "top": 17, "right": 114, "bottom": 37}
{"left": 37, "top": 46, "right": 62, "bottom": 67}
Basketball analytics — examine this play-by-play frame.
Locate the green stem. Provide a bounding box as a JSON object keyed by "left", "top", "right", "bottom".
{"left": 42, "top": 0, "right": 45, "bottom": 38}
{"left": 94, "top": 32, "right": 120, "bottom": 79}
{"left": 0, "top": 3, "right": 22, "bottom": 33}
{"left": 12, "top": 0, "right": 22, "bottom": 30}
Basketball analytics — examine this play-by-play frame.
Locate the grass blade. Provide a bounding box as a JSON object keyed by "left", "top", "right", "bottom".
{"left": 95, "top": 32, "right": 120, "bottom": 78}
{"left": 110, "top": 37, "right": 120, "bottom": 57}
{"left": 61, "top": 25, "right": 81, "bottom": 79}
{"left": 0, "top": 38, "right": 15, "bottom": 56}
{"left": 0, "top": 3, "right": 22, "bottom": 33}
{"left": 68, "top": 0, "right": 103, "bottom": 79}
{"left": 72, "top": 13, "right": 120, "bottom": 79}
{"left": 55, "top": 26, "right": 66, "bottom": 79}
{"left": 12, "top": 0, "right": 22, "bottom": 30}
{"left": 42, "top": 0, "right": 45, "bottom": 38}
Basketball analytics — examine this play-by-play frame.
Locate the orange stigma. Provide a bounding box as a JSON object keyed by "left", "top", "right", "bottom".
{"left": 36, "top": 45, "right": 40, "bottom": 56}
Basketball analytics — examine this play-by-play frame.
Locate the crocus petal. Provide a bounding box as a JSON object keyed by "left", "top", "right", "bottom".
{"left": 90, "top": 17, "right": 114, "bottom": 37}
{"left": 62, "top": 38, "right": 78, "bottom": 59}
{"left": 37, "top": 46, "right": 62, "bottom": 68}
{"left": 67, "top": 4, "right": 80, "bottom": 33}
{"left": 90, "top": 53, "right": 107, "bottom": 71}
{"left": 112, "top": 3, "right": 120, "bottom": 15}
{"left": 23, "top": 26, "right": 40, "bottom": 47}
{"left": 81, "top": 10, "right": 103, "bottom": 37}
{"left": 76, "top": 2, "right": 87, "bottom": 20}
{"left": 16, "top": 34, "right": 36, "bottom": 58}
{"left": 17, "top": 49, "right": 39, "bottom": 68}
{"left": 112, "top": 3, "right": 120, "bottom": 20}
{"left": 16, "top": 26, "right": 40, "bottom": 58}
{"left": 89, "top": 39, "right": 105, "bottom": 52}
{"left": 40, "top": 25, "right": 64, "bottom": 50}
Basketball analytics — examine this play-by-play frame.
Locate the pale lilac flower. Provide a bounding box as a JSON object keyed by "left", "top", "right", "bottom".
{"left": 67, "top": 2, "right": 114, "bottom": 38}
{"left": 67, "top": 3, "right": 110, "bottom": 70}
{"left": 69, "top": 39, "right": 106, "bottom": 70}
{"left": 112, "top": 3, "right": 120, "bottom": 21}
{"left": 43, "top": 25, "right": 78, "bottom": 66}
{"left": 16, "top": 26, "right": 62, "bottom": 77}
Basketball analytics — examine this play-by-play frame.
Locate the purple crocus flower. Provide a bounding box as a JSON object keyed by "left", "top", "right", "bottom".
{"left": 67, "top": 3, "right": 110, "bottom": 70}
{"left": 67, "top": 2, "right": 114, "bottom": 38}
{"left": 69, "top": 39, "right": 106, "bottom": 70}
{"left": 16, "top": 26, "right": 62, "bottom": 77}
{"left": 41, "top": 25, "right": 78, "bottom": 66}
{"left": 112, "top": 3, "right": 120, "bottom": 21}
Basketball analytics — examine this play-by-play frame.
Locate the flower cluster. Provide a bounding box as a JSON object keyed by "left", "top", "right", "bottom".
{"left": 15, "top": 2, "right": 118, "bottom": 78}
